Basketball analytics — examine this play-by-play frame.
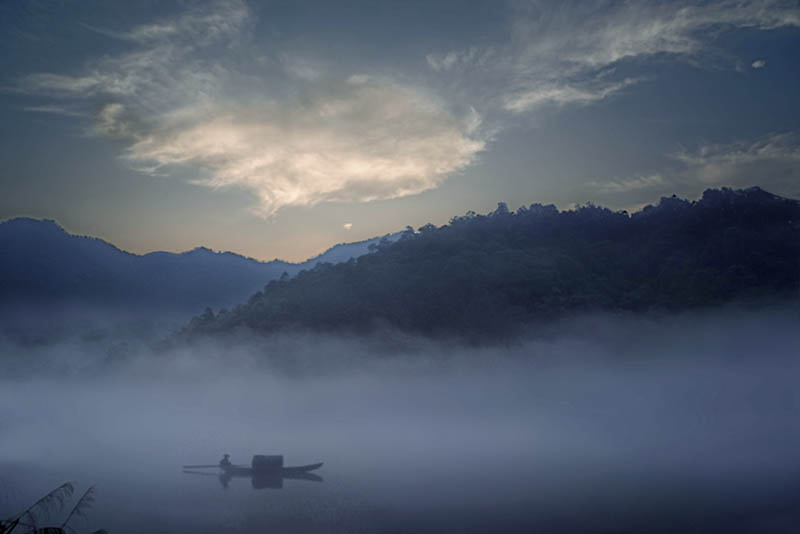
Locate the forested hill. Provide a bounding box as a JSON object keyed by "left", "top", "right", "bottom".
{"left": 184, "top": 187, "right": 800, "bottom": 340}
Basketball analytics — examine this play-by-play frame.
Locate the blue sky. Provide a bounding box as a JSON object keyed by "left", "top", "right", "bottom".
{"left": 2, "top": 0, "right": 799, "bottom": 261}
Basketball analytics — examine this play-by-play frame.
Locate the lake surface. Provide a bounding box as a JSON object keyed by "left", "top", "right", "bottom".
{"left": 3, "top": 321, "right": 800, "bottom": 533}
{"left": 5, "top": 448, "right": 800, "bottom": 534}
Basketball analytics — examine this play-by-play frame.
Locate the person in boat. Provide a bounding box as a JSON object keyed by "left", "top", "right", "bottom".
{"left": 220, "top": 454, "right": 232, "bottom": 469}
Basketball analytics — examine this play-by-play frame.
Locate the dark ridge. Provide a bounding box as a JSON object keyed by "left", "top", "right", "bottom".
{"left": 182, "top": 187, "right": 800, "bottom": 342}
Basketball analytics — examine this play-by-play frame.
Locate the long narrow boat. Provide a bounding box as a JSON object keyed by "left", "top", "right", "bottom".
{"left": 213, "top": 462, "right": 323, "bottom": 476}
{"left": 182, "top": 455, "right": 324, "bottom": 489}
{"left": 183, "top": 455, "right": 323, "bottom": 474}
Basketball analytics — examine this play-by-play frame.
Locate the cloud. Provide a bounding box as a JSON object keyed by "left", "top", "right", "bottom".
{"left": 425, "top": 47, "right": 491, "bottom": 72}
{"left": 20, "top": 73, "right": 105, "bottom": 95}
{"left": 426, "top": 52, "right": 458, "bottom": 72}
{"left": 281, "top": 55, "right": 323, "bottom": 81}
{"left": 589, "top": 174, "right": 666, "bottom": 194}
{"left": 426, "top": 1, "right": 799, "bottom": 116}
{"left": 673, "top": 132, "right": 800, "bottom": 188}
{"left": 80, "top": 0, "right": 250, "bottom": 45}
{"left": 126, "top": 77, "right": 485, "bottom": 216}
{"left": 343, "top": 223, "right": 353, "bottom": 231}
{"left": 23, "top": 105, "right": 85, "bottom": 117}
{"left": 16, "top": 0, "right": 484, "bottom": 217}
{"left": 93, "top": 103, "right": 132, "bottom": 138}
{"left": 751, "top": 59, "right": 767, "bottom": 69}
{"left": 594, "top": 132, "right": 800, "bottom": 201}
{"left": 503, "top": 77, "right": 642, "bottom": 113}
{"left": 511, "top": 1, "right": 797, "bottom": 70}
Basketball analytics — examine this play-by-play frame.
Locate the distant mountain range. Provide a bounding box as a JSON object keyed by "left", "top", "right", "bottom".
{"left": 182, "top": 187, "right": 800, "bottom": 341}
{"left": 0, "top": 217, "right": 399, "bottom": 314}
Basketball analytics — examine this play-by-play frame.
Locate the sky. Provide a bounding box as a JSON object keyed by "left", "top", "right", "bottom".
{"left": 1, "top": 0, "right": 799, "bottom": 262}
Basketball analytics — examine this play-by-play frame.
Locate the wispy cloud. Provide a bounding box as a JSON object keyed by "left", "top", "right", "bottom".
{"left": 79, "top": 1, "right": 250, "bottom": 45}
{"left": 426, "top": 0, "right": 799, "bottom": 116}
{"left": 425, "top": 47, "right": 494, "bottom": 72}
{"left": 589, "top": 174, "right": 666, "bottom": 194}
{"left": 592, "top": 132, "right": 800, "bottom": 200}
{"left": 751, "top": 59, "right": 767, "bottom": 69}
{"left": 503, "top": 77, "right": 642, "bottom": 113}
{"left": 15, "top": 0, "right": 485, "bottom": 217}
{"left": 23, "top": 104, "right": 85, "bottom": 117}
{"left": 674, "top": 132, "right": 800, "bottom": 188}
{"left": 20, "top": 73, "right": 105, "bottom": 95}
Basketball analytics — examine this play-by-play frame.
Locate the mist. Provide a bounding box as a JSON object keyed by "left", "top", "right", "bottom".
{"left": 2, "top": 307, "right": 800, "bottom": 532}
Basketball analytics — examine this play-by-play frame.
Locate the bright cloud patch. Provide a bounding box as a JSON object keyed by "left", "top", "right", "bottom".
{"left": 17, "top": 0, "right": 484, "bottom": 217}
{"left": 127, "top": 78, "right": 485, "bottom": 216}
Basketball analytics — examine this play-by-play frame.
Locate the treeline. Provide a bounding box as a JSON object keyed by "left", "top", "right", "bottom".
{"left": 185, "top": 187, "right": 800, "bottom": 340}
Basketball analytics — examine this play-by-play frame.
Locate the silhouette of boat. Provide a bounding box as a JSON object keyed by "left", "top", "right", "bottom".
{"left": 182, "top": 455, "right": 323, "bottom": 489}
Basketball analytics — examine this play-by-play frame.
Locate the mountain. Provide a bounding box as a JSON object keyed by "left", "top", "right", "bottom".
{"left": 0, "top": 217, "right": 400, "bottom": 315}
{"left": 183, "top": 187, "right": 800, "bottom": 341}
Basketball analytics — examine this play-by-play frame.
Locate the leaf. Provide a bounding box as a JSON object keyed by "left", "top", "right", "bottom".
{"left": 15, "top": 483, "right": 74, "bottom": 528}
{"left": 60, "top": 486, "right": 96, "bottom": 532}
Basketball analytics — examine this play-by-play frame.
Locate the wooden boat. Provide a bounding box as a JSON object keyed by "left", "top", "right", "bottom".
{"left": 183, "top": 455, "right": 323, "bottom": 474}
{"left": 215, "top": 462, "right": 323, "bottom": 476}
{"left": 182, "top": 455, "right": 323, "bottom": 489}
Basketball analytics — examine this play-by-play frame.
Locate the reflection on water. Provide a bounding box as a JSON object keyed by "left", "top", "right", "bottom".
{"left": 236, "top": 467, "right": 319, "bottom": 489}
{"left": 183, "top": 468, "right": 323, "bottom": 489}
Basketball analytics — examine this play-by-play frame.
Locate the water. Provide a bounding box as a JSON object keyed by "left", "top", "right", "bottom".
{"left": 3, "top": 315, "right": 800, "bottom": 532}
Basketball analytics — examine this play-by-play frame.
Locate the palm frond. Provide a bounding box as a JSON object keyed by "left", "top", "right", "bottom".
{"left": 59, "top": 486, "right": 96, "bottom": 532}
{"left": 15, "top": 483, "right": 74, "bottom": 528}
{"left": 0, "top": 518, "right": 37, "bottom": 534}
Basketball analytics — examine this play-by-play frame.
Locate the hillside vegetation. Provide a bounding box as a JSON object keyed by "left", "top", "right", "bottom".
{"left": 186, "top": 187, "right": 800, "bottom": 340}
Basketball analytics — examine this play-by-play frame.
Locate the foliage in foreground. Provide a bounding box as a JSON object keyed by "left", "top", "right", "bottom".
{"left": 1, "top": 483, "right": 106, "bottom": 534}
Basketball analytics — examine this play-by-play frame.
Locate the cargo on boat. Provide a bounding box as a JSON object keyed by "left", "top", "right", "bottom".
{"left": 252, "top": 454, "right": 283, "bottom": 470}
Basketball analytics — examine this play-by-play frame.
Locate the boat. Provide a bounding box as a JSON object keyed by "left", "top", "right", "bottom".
{"left": 183, "top": 454, "right": 323, "bottom": 474}
{"left": 182, "top": 455, "right": 324, "bottom": 489}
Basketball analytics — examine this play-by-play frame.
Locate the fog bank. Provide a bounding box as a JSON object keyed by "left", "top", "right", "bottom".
{"left": 2, "top": 308, "right": 800, "bottom": 532}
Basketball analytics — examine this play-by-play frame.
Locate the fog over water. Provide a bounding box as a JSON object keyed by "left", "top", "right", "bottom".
{"left": 2, "top": 308, "right": 800, "bottom": 533}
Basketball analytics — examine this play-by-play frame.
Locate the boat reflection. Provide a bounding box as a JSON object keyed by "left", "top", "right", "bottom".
{"left": 183, "top": 466, "right": 323, "bottom": 489}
